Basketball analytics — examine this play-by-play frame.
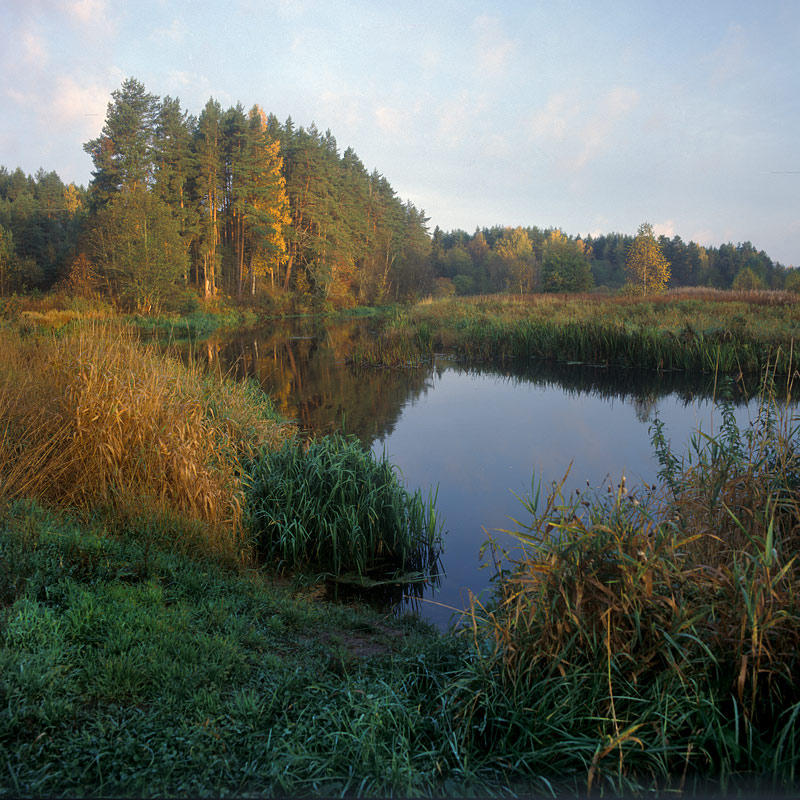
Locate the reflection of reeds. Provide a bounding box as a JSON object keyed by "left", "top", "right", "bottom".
{"left": 456, "top": 366, "right": 800, "bottom": 792}
{"left": 247, "top": 433, "right": 442, "bottom": 580}
{"left": 0, "top": 325, "right": 291, "bottom": 564}
{"left": 352, "top": 294, "right": 799, "bottom": 374}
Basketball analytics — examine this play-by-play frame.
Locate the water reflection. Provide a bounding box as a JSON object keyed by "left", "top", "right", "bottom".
{"left": 202, "top": 318, "right": 778, "bottom": 629}
{"left": 202, "top": 318, "right": 435, "bottom": 443}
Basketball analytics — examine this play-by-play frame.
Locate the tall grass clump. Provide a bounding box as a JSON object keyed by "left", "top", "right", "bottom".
{"left": 453, "top": 368, "right": 800, "bottom": 794}
{"left": 0, "top": 325, "right": 290, "bottom": 563}
{"left": 247, "top": 433, "right": 441, "bottom": 580}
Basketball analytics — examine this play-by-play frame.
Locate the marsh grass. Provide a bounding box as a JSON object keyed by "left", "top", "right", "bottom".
{"left": 0, "top": 325, "right": 291, "bottom": 564}
{"left": 457, "top": 366, "right": 800, "bottom": 793}
{"left": 351, "top": 293, "right": 800, "bottom": 375}
{"left": 247, "top": 434, "right": 442, "bottom": 581}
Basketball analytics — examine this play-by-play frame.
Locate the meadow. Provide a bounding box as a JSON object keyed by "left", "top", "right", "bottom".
{"left": 0, "top": 295, "right": 799, "bottom": 797}
{"left": 348, "top": 289, "right": 800, "bottom": 375}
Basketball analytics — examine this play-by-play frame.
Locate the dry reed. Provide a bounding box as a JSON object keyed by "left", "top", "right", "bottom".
{"left": 0, "top": 324, "right": 291, "bottom": 562}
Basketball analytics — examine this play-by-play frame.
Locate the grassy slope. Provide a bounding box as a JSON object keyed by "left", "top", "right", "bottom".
{"left": 0, "top": 501, "right": 475, "bottom": 798}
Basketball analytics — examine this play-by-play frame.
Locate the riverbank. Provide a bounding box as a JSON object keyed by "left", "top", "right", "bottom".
{"left": 1, "top": 321, "right": 799, "bottom": 797}
{"left": 348, "top": 291, "right": 800, "bottom": 374}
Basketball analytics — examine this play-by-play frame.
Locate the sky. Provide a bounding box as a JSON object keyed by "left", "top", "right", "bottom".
{"left": 1, "top": 0, "right": 798, "bottom": 265}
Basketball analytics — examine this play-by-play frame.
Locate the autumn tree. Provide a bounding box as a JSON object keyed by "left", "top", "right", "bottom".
{"left": 624, "top": 222, "right": 670, "bottom": 295}
{"left": 494, "top": 226, "right": 536, "bottom": 295}
{"left": 241, "top": 106, "right": 290, "bottom": 295}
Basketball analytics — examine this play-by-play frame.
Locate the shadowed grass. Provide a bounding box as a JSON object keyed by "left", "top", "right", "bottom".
{"left": 0, "top": 501, "right": 474, "bottom": 798}
{"left": 247, "top": 433, "right": 442, "bottom": 581}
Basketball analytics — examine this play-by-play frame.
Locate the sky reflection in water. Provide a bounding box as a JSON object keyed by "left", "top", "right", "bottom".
{"left": 212, "top": 320, "right": 767, "bottom": 630}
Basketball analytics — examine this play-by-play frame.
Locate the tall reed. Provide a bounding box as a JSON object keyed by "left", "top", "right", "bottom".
{"left": 246, "top": 433, "right": 441, "bottom": 579}
{"left": 0, "top": 325, "right": 290, "bottom": 562}
{"left": 351, "top": 294, "right": 799, "bottom": 375}
{"left": 454, "top": 367, "right": 800, "bottom": 793}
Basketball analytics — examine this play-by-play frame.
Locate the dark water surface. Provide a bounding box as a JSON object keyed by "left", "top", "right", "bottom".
{"left": 205, "top": 317, "right": 771, "bottom": 629}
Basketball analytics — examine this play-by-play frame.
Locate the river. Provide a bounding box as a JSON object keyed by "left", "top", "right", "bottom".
{"left": 197, "top": 316, "right": 772, "bottom": 629}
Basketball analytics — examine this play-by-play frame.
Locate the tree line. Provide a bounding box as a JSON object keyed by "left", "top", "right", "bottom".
{"left": 0, "top": 77, "right": 796, "bottom": 310}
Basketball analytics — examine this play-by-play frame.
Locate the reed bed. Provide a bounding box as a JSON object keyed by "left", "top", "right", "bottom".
{"left": 247, "top": 433, "right": 441, "bottom": 580}
{"left": 349, "top": 293, "right": 800, "bottom": 375}
{"left": 0, "top": 325, "right": 290, "bottom": 563}
{"left": 455, "top": 370, "right": 800, "bottom": 793}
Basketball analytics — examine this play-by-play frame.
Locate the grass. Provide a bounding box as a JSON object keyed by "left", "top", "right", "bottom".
{"left": 247, "top": 433, "right": 442, "bottom": 582}
{"left": 349, "top": 292, "right": 800, "bottom": 375}
{"left": 0, "top": 501, "right": 472, "bottom": 798}
{"left": 2, "top": 316, "right": 800, "bottom": 796}
{"left": 0, "top": 324, "right": 291, "bottom": 565}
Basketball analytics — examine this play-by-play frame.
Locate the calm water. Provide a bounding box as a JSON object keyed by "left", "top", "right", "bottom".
{"left": 203, "top": 317, "right": 770, "bottom": 629}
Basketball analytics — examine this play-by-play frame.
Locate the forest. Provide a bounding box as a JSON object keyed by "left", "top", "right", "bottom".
{"left": 0, "top": 77, "right": 796, "bottom": 312}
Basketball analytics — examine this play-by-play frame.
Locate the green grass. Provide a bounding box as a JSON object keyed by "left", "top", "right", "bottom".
{"left": 0, "top": 501, "right": 474, "bottom": 798}
{"left": 247, "top": 433, "right": 442, "bottom": 582}
{"left": 349, "top": 293, "right": 800, "bottom": 375}
{"left": 129, "top": 308, "right": 256, "bottom": 338}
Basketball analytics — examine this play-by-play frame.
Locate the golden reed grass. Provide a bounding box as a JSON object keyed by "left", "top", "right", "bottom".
{"left": 0, "top": 324, "right": 290, "bottom": 562}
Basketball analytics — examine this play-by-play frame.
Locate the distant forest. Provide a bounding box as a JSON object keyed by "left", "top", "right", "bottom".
{"left": 0, "top": 78, "right": 795, "bottom": 311}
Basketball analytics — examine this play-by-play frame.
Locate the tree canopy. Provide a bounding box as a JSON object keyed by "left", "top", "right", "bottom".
{"left": 0, "top": 77, "right": 794, "bottom": 306}
{"left": 624, "top": 223, "right": 671, "bottom": 295}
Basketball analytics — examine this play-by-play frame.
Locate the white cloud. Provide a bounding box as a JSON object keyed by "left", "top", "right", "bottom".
{"left": 472, "top": 15, "right": 516, "bottom": 79}
{"left": 51, "top": 76, "right": 109, "bottom": 136}
{"left": 21, "top": 31, "right": 48, "bottom": 64}
{"left": 570, "top": 86, "right": 640, "bottom": 171}
{"left": 152, "top": 18, "right": 185, "bottom": 45}
{"left": 64, "top": 0, "right": 114, "bottom": 37}
{"left": 528, "top": 92, "right": 580, "bottom": 142}
{"left": 708, "top": 24, "right": 749, "bottom": 87}
{"left": 419, "top": 45, "right": 441, "bottom": 72}
{"left": 653, "top": 220, "right": 676, "bottom": 238}
{"left": 437, "top": 90, "right": 486, "bottom": 148}
{"left": 375, "top": 103, "right": 420, "bottom": 138}
{"left": 321, "top": 91, "right": 365, "bottom": 130}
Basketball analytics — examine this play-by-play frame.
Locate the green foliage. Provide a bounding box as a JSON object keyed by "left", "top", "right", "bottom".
{"left": 785, "top": 269, "right": 800, "bottom": 293}
{"left": 541, "top": 230, "right": 594, "bottom": 292}
{"left": 732, "top": 265, "right": 766, "bottom": 291}
{"left": 246, "top": 434, "right": 441, "bottom": 579}
{"left": 0, "top": 502, "right": 470, "bottom": 798}
{"left": 85, "top": 187, "right": 187, "bottom": 312}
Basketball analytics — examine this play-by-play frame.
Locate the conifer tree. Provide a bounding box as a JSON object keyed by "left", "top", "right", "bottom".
{"left": 84, "top": 78, "right": 159, "bottom": 206}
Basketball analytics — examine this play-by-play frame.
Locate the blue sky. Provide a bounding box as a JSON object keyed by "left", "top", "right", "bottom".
{"left": 1, "top": 0, "right": 798, "bottom": 265}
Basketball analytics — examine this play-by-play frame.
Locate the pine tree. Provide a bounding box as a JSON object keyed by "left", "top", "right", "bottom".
{"left": 194, "top": 99, "right": 224, "bottom": 297}
{"left": 84, "top": 78, "right": 159, "bottom": 206}
{"left": 241, "top": 106, "right": 290, "bottom": 295}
